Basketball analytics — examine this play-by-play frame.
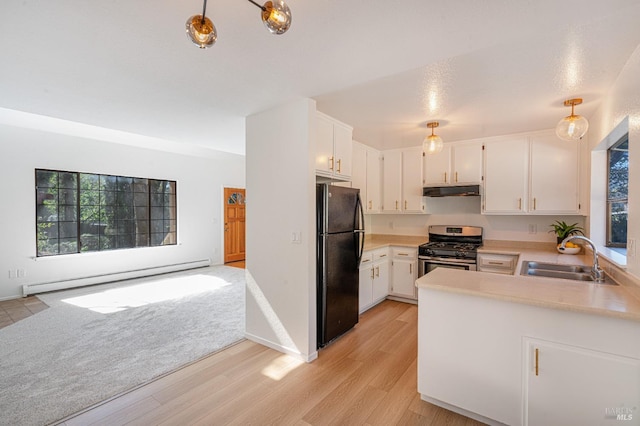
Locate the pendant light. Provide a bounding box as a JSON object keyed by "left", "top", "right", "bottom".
{"left": 248, "top": 0, "right": 292, "bottom": 34}
{"left": 186, "top": 0, "right": 217, "bottom": 49}
{"left": 186, "top": 0, "right": 292, "bottom": 49}
{"left": 556, "top": 98, "right": 589, "bottom": 141}
{"left": 423, "top": 122, "right": 444, "bottom": 155}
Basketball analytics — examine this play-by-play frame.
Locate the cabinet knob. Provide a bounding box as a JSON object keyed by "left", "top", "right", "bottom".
{"left": 337, "top": 159, "right": 342, "bottom": 173}
{"left": 329, "top": 156, "right": 334, "bottom": 171}
{"left": 444, "top": 172, "right": 447, "bottom": 183}
{"left": 404, "top": 200, "right": 408, "bottom": 210}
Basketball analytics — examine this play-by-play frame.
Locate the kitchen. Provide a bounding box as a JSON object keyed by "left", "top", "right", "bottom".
{"left": 245, "top": 10, "right": 640, "bottom": 424}
{"left": 310, "top": 106, "right": 639, "bottom": 424}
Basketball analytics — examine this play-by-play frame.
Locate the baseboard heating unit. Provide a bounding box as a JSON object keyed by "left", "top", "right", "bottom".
{"left": 22, "top": 259, "right": 211, "bottom": 297}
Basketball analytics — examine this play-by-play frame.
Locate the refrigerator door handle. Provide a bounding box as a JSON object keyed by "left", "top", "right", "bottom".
{"left": 355, "top": 194, "right": 366, "bottom": 266}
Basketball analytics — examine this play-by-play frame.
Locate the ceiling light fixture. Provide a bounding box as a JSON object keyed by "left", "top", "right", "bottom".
{"left": 556, "top": 98, "right": 589, "bottom": 141}
{"left": 423, "top": 122, "right": 444, "bottom": 155}
{"left": 186, "top": 0, "right": 292, "bottom": 49}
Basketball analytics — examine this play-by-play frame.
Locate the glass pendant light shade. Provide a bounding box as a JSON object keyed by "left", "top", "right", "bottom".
{"left": 186, "top": 15, "right": 217, "bottom": 48}
{"left": 261, "top": 0, "right": 292, "bottom": 34}
{"left": 423, "top": 134, "right": 444, "bottom": 154}
{"left": 423, "top": 121, "right": 444, "bottom": 154}
{"left": 555, "top": 98, "right": 589, "bottom": 141}
{"left": 556, "top": 114, "right": 589, "bottom": 141}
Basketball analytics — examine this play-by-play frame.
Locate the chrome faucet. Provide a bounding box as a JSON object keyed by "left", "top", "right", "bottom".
{"left": 560, "top": 235, "right": 605, "bottom": 283}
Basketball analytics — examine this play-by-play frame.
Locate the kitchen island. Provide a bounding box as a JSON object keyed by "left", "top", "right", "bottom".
{"left": 416, "top": 265, "right": 640, "bottom": 425}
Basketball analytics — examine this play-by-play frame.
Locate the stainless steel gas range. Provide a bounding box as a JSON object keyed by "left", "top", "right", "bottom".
{"left": 418, "top": 225, "right": 483, "bottom": 276}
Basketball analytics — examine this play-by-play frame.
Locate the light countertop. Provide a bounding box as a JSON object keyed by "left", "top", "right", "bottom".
{"left": 362, "top": 234, "right": 428, "bottom": 251}
{"left": 416, "top": 263, "right": 640, "bottom": 322}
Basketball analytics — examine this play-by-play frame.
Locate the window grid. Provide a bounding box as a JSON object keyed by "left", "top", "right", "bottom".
{"left": 36, "top": 169, "right": 177, "bottom": 257}
{"left": 606, "top": 136, "right": 628, "bottom": 248}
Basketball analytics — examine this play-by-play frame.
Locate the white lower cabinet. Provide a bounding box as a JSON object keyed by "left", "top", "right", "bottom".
{"left": 524, "top": 338, "right": 640, "bottom": 426}
{"left": 390, "top": 247, "right": 417, "bottom": 299}
{"left": 359, "top": 248, "right": 389, "bottom": 313}
{"left": 418, "top": 287, "right": 640, "bottom": 426}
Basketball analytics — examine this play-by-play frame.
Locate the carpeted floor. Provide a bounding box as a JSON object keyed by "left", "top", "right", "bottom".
{"left": 0, "top": 265, "right": 245, "bottom": 426}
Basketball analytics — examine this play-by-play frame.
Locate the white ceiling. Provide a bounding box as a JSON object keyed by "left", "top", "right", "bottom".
{"left": 2, "top": 1, "right": 640, "bottom": 155}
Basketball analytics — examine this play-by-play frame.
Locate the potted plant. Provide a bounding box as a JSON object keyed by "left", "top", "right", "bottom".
{"left": 549, "top": 220, "right": 584, "bottom": 244}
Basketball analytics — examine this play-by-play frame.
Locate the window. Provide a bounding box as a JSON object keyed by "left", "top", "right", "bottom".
{"left": 36, "top": 169, "right": 177, "bottom": 256}
{"left": 606, "top": 136, "right": 628, "bottom": 248}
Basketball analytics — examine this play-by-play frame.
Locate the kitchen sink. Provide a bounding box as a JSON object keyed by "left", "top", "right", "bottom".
{"left": 520, "top": 261, "right": 616, "bottom": 284}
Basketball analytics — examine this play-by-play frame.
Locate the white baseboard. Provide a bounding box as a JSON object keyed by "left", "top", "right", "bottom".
{"left": 420, "top": 394, "right": 507, "bottom": 426}
{"left": 22, "top": 259, "right": 211, "bottom": 296}
{"left": 244, "top": 332, "right": 318, "bottom": 363}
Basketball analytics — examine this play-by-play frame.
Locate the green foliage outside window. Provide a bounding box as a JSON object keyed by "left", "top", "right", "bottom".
{"left": 36, "top": 169, "right": 177, "bottom": 256}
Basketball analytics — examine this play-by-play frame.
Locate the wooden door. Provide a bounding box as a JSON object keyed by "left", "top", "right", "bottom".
{"left": 224, "top": 188, "right": 246, "bottom": 263}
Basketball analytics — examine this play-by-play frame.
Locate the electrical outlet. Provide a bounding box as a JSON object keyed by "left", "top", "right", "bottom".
{"left": 528, "top": 224, "right": 537, "bottom": 234}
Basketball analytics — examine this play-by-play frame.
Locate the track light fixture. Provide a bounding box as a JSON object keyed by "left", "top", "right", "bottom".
{"left": 556, "top": 98, "right": 589, "bottom": 141}
{"left": 186, "top": 0, "right": 292, "bottom": 49}
{"left": 423, "top": 122, "right": 444, "bottom": 155}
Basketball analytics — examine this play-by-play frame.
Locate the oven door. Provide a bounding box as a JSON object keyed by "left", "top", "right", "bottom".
{"left": 418, "top": 256, "right": 477, "bottom": 276}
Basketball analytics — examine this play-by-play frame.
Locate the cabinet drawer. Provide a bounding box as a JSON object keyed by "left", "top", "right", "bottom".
{"left": 392, "top": 247, "right": 417, "bottom": 259}
{"left": 477, "top": 253, "right": 518, "bottom": 274}
{"left": 360, "top": 251, "right": 374, "bottom": 268}
{"left": 373, "top": 248, "right": 390, "bottom": 261}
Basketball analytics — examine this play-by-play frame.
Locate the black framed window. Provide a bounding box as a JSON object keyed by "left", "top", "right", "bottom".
{"left": 36, "top": 169, "right": 177, "bottom": 256}
{"left": 606, "top": 136, "right": 628, "bottom": 248}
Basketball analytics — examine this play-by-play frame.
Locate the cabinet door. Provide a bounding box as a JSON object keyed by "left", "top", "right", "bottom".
{"left": 382, "top": 150, "right": 402, "bottom": 213}
{"left": 525, "top": 339, "right": 640, "bottom": 426}
{"left": 390, "top": 259, "right": 416, "bottom": 298}
{"left": 366, "top": 148, "right": 382, "bottom": 213}
{"left": 529, "top": 133, "right": 580, "bottom": 214}
{"left": 333, "top": 122, "right": 353, "bottom": 179}
{"left": 351, "top": 141, "right": 367, "bottom": 194}
{"left": 452, "top": 143, "right": 483, "bottom": 184}
{"left": 483, "top": 138, "right": 528, "bottom": 214}
{"left": 423, "top": 145, "right": 451, "bottom": 185}
{"left": 402, "top": 147, "right": 425, "bottom": 213}
{"left": 315, "top": 114, "right": 335, "bottom": 176}
{"left": 372, "top": 260, "right": 389, "bottom": 302}
{"left": 358, "top": 265, "right": 373, "bottom": 313}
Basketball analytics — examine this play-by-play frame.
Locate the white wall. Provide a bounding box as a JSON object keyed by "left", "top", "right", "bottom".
{"left": 369, "top": 197, "right": 586, "bottom": 242}
{"left": 0, "top": 121, "right": 245, "bottom": 300}
{"left": 245, "top": 98, "right": 317, "bottom": 362}
{"left": 588, "top": 43, "right": 640, "bottom": 277}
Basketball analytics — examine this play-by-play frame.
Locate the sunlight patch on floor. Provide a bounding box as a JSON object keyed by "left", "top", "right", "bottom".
{"left": 61, "top": 274, "right": 232, "bottom": 314}
{"left": 261, "top": 354, "right": 304, "bottom": 381}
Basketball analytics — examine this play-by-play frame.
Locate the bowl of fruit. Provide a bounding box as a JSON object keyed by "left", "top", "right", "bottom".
{"left": 557, "top": 241, "right": 581, "bottom": 254}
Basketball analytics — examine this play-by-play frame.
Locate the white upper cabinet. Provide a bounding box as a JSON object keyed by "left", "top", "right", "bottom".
{"left": 529, "top": 132, "right": 580, "bottom": 214}
{"left": 483, "top": 131, "right": 581, "bottom": 215}
{"left": 423, "top": 146, "right": 451, "bottom": 185}
{"left": 483, "top": 137, "right": 529, "bottom": 214}
{"left": 382, "top": 150, "right": 403, "bottom": 213}
{"left": 352, "top": 141, "right": 382, "bottom": 213}
{"left": 451, "top": 142, "right": 483, "bottom": 184}
{"left": 402, "top": 147, "right": 425, "bottom": 213}
{"left": 382, "top": 148, "right": 425, "bottom": 214}
{"left": 366, "top": 146, "right": 382, "bottom": 213}
{"left": 315, "top": 112, "right": 353, "bottom": 181}
{"left": 423, "top": 142, "right": 483, "bottom": 186}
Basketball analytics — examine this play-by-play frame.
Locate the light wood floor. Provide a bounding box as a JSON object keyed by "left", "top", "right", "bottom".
{"left": 61, "top": 300, "right": 482, "bottom": 425}
{"left": 0, "top": 296, "right": 49, "bottom": 329}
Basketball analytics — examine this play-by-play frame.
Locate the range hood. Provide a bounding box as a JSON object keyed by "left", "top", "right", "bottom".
{"left": 423, "top": 184, "right": 481, "bottom": 197}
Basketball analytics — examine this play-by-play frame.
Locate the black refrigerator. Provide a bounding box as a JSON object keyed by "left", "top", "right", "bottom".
{"left": 316, "top": 183, "right": 365, "bottom": 349}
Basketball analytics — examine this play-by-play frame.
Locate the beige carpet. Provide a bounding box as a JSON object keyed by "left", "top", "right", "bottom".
{"left": 0, "top": 265, "right": 245, "bottom": 426}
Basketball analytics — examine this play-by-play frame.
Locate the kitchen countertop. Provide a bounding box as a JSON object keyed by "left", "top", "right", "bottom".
{"left": 416, "top": 255, "right": 640, "bottom": 322}
{"left": 362, "top": 234, "right": 428, "bottom": 251}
